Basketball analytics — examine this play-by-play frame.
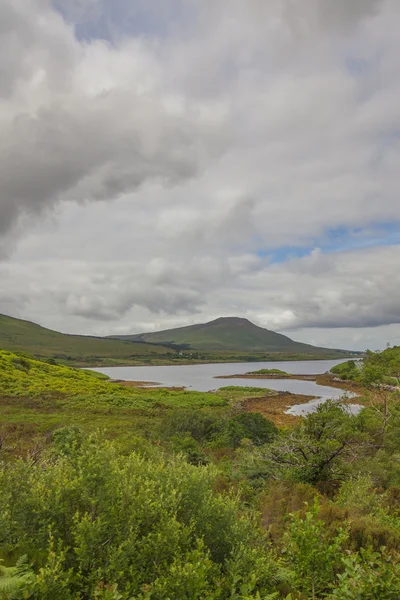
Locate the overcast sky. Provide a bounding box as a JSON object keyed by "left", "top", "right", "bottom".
{"left": 1, "top": 0, "right": 400, "bottom": 351}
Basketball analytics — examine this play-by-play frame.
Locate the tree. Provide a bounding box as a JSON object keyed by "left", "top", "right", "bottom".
{"left": 259, "top": 401, "right": 366, "bottom": 485}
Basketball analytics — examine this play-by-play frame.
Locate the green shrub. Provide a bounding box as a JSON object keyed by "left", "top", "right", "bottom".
{"left": 0, "top": 435, "right": 277, "bottom": 599}
{"left": 224, "top": 413, "right": 277, "bottom": 448}
{"left": 284, "top": 499, "right": 348, "bottom": 598}
{"left": 159, "top": 409, "right": 225, "bottom": 443}
{"left": 327, "top": 547, "right": 400, "bottom": 599}
{"left": 330, "top": 360, "right": 360, "bottom": 381}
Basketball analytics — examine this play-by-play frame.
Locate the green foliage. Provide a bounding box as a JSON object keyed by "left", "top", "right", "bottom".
{"left": 0, "top": 436, "right": 277, "bottom": 599}
{"left": 51, "top": 425, "right": 86, "bottom": 456}
{"left": 331, "top": 360, "right": 360, "bottom": 381}
{"left": 159, "top": 408, "right": 277, "bottom": 450}
{"left": 0, "top": 555, "right": 35, "bottom": 599}
{"left": 284, "top": 499, "right": 348, "bottom": 598}
{"left": 336, "top": 475, "right": 380, "bottom": 515}
{"left": 169, "top": 435, "right": 209, "bottom": 465}
{"left": 159, "top": 409, "right": 225, "bottom": 444}
{"left": 2, "top": 341, "right": 400, "bottom": 598}
{"left": 224, "top": 413, "right": 277, "bottom": 449}
{"left": 331, "top": 347, "right": 400, "bottom": 386}
{"left": 361, "top": 347, "right": 400, "bottom": 387}
{"left": 327, "top": 547, "right": 400, "bottom": 599}
{"left": 259, "top": 401, "right": 365, "bottom": 484}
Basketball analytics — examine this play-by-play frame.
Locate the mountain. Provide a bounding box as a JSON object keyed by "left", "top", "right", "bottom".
{"left": 0, "top": 313, "right": 174, "bottom": 364}
{"left": 110, "top": 316, "right": 352, "bottom": 357}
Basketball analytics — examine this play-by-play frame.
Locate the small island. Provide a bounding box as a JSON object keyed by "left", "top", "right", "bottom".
{"left": 246, "top": 368, "right": 290, "bottom": 376}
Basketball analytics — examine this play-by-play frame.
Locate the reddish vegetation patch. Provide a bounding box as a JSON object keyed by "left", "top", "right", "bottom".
{"left": 242, "top": 392, "right": 315, "bottom": 427}
{"left": 313, "top": 373, "right": 364, "bottom": 394}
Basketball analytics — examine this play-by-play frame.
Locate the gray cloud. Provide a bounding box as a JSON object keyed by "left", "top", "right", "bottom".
{"left": 0, "top": 0, "right": 230, "bottom": 238}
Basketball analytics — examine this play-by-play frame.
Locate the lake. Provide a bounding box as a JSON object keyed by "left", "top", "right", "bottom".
{"left": 91, "top": 359, "right": 357, "bottom": 415}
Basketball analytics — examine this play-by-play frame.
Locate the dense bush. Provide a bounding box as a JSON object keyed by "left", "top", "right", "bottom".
{"left": 159, "top": 409, "right": 225, "bottom": 443}
{"left": 224, "top": 412, "right": 277, "bottom": 448}
{"left": 159, "top": 408, "right": 277, "bottom": 450}
{"left": 0, "top": 435, "right": 278, "bottom": 599}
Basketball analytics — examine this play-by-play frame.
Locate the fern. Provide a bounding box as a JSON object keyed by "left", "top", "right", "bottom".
{"left": 0, "top": 555, "right": 36, "bottom": 599}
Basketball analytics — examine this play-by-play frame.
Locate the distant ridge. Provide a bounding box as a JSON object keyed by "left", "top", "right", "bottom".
{"left": 110, "top": 316, "right": 352, "bottom": 356}
{"left": 0, "top": 313, "right": 174, "bottom": 363}
{"left": 0, "top": 313, "right": 355, "bottom": 364}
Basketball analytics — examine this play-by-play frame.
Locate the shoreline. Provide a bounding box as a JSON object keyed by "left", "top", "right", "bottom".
{"left": 73, "top": 355, "right": 357, "bottom": 368}
{"left": 215, "top": 372, "right": 364, "bottom": 395}
{"left": 236, "top": 376, "right": 365, "bottom": 427}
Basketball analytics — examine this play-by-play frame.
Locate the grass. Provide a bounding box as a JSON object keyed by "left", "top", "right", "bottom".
{"left": 217, "top": 385, "right": 273, "bottom": 397}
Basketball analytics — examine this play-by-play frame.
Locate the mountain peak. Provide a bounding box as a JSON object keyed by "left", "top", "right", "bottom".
{"left": 208, "top": 317, "right": 252, "bottom": 326}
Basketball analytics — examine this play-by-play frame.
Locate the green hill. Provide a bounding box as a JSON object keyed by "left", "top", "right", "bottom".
{"left": 111, "top": 316, "right": 352, "bottom": 357}
{"left": 0, "top": 313, "right": 175, "bottom": 365}
{"left": 0, "top": 349, "right": 224, "bottom": 409}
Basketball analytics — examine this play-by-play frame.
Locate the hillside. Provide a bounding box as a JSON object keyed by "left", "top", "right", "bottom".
{"left": 111, "top": 316, "right": 352, "bottom": 357}
{"left": 0, "top": 349, "right": 224, "bottom": 410}
{"left": 0, "top": 313, "right": 175, "bottom": 365}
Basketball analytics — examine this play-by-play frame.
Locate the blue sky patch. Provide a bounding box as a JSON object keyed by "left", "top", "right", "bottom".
{"left": 260, "top": 221, "right": 400, "bottom": 264}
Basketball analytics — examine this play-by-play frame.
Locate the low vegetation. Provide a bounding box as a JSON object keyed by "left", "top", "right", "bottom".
{"left": 217, "top": 385, "right": 273, "bottom": 395}
{"left": 1, "top": 347, "right": 400, "bottom": 598}
{"left": 246, "top": 369, "right": 290, "bottom": 376}
{"left": 0, "top": 351, "right": 226, "bottom": 411}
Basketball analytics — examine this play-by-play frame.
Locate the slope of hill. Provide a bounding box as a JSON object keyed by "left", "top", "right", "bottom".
{"left": 0, "top": 313, "right": 175, "bottom": 365}
{"left": 111, "top": 316, "right": 352, "bottom": 357}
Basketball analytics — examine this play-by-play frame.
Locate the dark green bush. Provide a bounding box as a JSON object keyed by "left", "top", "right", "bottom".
{"left": 225, "top": 412, "right": 278, "bottom": 448}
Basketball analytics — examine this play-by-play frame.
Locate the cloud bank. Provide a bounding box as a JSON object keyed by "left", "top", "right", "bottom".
{"left": 1, "top": 0, "right": 400, "bottom": 349}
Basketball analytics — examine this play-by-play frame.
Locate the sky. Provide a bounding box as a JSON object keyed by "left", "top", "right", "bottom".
{"left": 0, "top": 0, "right": 400, "bottom": 351}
